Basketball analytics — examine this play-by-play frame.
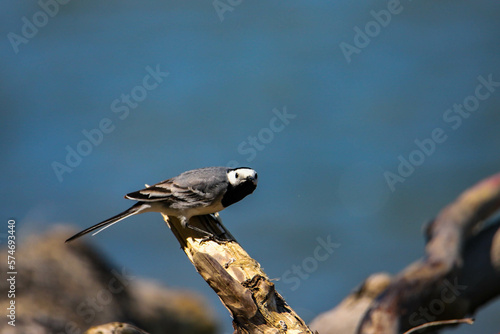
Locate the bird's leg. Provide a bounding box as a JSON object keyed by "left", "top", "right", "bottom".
{"left": 181, "top": 216, "right": 217, "bottom": 238}
{"left": 180, "top": 216, "right": 227, "bottom": 243}
{"left": 213, "top": 212, "right": 223, "bottom": 226}
{"left": 210, "top": 212, "right": 230, "bottom": 241}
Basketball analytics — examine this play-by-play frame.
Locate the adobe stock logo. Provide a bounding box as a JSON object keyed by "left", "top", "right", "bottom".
{"left": 280, "top": 235, "right": 340, "bottom": 291}
{"left": 56, "top": 267, "right": 135, "bottom": 334}
{"left": 7, "top": 0, "right": 72, "bottom": 54}
{"left": 384, "top": 74, "right": 499, "bottom": 192}
{"left": 409, "top": 277, "right": 467, "bottom": 327}
{"left": 213, "top": 0, "right": 243, "bottom": 22}
{"left": 339, "top": 0, "right": 409, "bottom": 64}
{"left": 51, "top": 65, "right": 169, "bottom": 182}
{"left": 227, "top": 106, "right": 296, "bottom": 168}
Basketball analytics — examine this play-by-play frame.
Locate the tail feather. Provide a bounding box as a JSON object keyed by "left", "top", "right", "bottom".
{"left": 65, "top": 203, "right": 150, "bottom": 243}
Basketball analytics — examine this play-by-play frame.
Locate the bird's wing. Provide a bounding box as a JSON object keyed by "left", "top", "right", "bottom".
{"left": 125, "top": 169, "right": 228, "bottom": 208}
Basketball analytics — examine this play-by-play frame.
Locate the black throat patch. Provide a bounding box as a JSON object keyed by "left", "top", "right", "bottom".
{"left": 221, "top": 180, "right": 257, "bottom": 208}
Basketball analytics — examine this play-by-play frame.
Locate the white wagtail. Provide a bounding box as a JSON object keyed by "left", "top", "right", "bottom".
{"left": 65, "top": 166, "right": 258, "bottom": 242}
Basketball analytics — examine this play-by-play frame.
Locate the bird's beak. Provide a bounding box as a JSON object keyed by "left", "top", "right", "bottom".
{"left": 248, "top": 173, "right": 258, "bottom": 186}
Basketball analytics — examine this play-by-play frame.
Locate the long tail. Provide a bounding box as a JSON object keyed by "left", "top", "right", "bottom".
{"left": 65, "top": 203, "right": 151, "bottom": 243}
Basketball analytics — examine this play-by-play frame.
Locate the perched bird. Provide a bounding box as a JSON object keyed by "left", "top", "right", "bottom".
{"left": 65, "top": 166, "right": 258, "bottom": 242}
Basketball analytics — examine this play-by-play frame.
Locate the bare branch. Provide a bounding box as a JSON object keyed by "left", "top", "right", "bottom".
{"left": 403, "top": 318, "right": 474, "bottom": 334}
{"left": 311, "top": 173, "right": 500, "bottom": 334}
{"left": 163, "top": 214, "right": 312, "bottom": 334}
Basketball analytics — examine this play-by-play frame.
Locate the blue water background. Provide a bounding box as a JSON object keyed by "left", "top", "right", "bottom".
{"left": 1, "top": 1, "right": 499, "bottom": 333}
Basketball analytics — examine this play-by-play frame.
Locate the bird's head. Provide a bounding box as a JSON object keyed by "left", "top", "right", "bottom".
{"left": 221, "top": 167, "right": 258, "bottom": 208}
{"left": 227, "top": 167, "right": 258, "bottom": 187}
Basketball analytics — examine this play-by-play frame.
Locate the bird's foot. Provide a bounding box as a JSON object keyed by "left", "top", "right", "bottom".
{"left": 199, "top": 233, "right": 230, "bottom": 244}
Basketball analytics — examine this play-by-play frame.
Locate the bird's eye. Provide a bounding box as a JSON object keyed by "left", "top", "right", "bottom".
{"left": 235, "top": 173, "right": 239, "bottom": 178}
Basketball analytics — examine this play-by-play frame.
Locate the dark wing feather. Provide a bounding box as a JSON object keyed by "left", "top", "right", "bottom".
{"left": 125, "top": 178, "right": 176, "bottom": 202}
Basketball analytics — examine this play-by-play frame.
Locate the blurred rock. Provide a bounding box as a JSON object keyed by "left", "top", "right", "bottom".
{"left": 309, "top": 272, "right": 392, "bottom": 334}
{"left": 85, "top": 322, "right": 149, "bottom": 334}
{"left": 0, "top": 226, "right": 217, "bottom": 334}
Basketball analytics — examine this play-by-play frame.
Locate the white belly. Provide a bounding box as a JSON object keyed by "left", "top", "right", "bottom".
{"left": 149, "top": 199, "right": 225, "bottom": 219}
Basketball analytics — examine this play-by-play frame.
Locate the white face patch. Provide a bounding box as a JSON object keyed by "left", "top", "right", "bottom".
{"left": 227, "top": 168, "right": 258, "bottom": 186}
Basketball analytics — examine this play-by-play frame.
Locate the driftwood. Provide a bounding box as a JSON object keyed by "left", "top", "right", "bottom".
{"left": 83, "top": 213, "right": 312, "bottom": 334}
{"left": 162, "top": 213, "right": 312, "bottom": 334}
{"left": 311, "top": 173, "right": 500, "bottom": 334}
